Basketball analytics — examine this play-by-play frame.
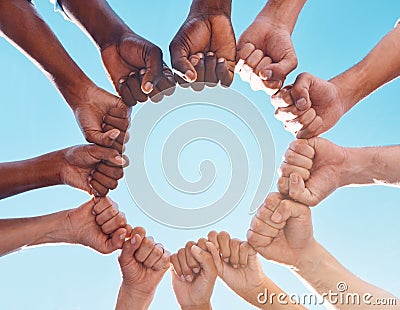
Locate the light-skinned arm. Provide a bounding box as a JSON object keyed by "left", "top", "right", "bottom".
{"left": 236, "top": 0, "right": 306, "bottom": 94}
{"left": 278, "top": 138, "right": 400, "bottom": 206}
{"left": 247, "top": 193, "right": 400, "bottom": 309}
{"left": 272, "top": 24, "right": 400, "bottom": 138}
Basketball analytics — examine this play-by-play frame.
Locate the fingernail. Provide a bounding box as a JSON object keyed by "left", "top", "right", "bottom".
{"left": 115, "top": 155, "right": 125, "bottom": 165}
{"left": 224, "top": 258, "right": 229, "bottom": 263}
{"left": 88, "top": 176, "right": 92, "bottom": 182}
{"left": 143, "top": 81, "right": 154, "bottom": 94}
{"left": 119, "top": 232, "right": 127, "bottom": 240}
{"left": 296, "top": 98, "right": 307, "bottom": 109}
{"left": 184, "top": 70, "right": 196, "bottom": 82}
{"left": 129, "top": 71, "right": 136, "bottom": 77}
{"left": 206, "top": 51, "right": 215, "bottom": 57}
{"left": 271, "top": 211, "right": 283, "bottom": 223}
{"left": 191, "top": 244, "right": 201, "bottom": 255}
{"left": 91, "top": 210, "right": 96, "bottom": 216}
{"left": 233, "top": 264, "right": 238, "bottom": 269}
{"left": 180, "top": 275, "right": 186, "bottom": 282}
{"left": 190, "top": 57, "right": 199, "bottom": 66}
{"left": 196, "top": 52, "right": 204, "bottom": 59}
{"left": 130, "top": 237, "right": 136, "bottom": 245}
{"left": 290, "top": 174, "right": 299, "bottom": 184}
{"left": 119, "top": 78, "right": 125, "bottom": 84}
{"left": 185, "top": 275, "right": 193, "bottom": 282}
{"left": 110, "top": 130, "right": 120, "bottom": 139}
{"left": 193, "top": 267, "right": 200, "bottom": 274}
{"left": 101, "top": 123, "right": 106, "bottom": 129}
{"left": 240, "top": 264, "right": 246, "bottom": 268}
{"left": 217, "top": 57, "right": 225, "bottom": 63}
{"left": 139, "top": 68, "right": 146, "bottom": 75}
{"left": 260, "top": 69, "right": 272, "bottom": 80}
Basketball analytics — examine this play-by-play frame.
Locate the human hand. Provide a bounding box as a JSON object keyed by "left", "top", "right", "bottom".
{"left": 171, "top": 240, "right": 217, "bottom": 310}
{"left": 59, "top": 144, "right": 126, "bottom": 196}
{"left": 236, "top": 15, "right": 297, "bottom": 94}
{"left": 117, "top": 227, "right": 170, "bottom": 308}
{"left": 65, "top": 197, "right": 130, "bottom": 254}
{"left": 272, "top": 73, "right": 347, "bottom": 138}
{"left": 278, "top": 138, "right": 348, "bottom": 206}
{"left": 247, "top": 192, "right": 313, "bottom": 268}
{"left": 101, "top": 32, "right": 175, "bottom": 105}
{"left": 72, "top": 86, "right": 131, "bottom": 152}
{"left": 170, "top": 0, "right": 235, "bottom": 89}
{"left": 205, "top": 231, "right": 267, "bottom": 305}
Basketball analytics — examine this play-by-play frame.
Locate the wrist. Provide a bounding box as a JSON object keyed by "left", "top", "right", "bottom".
{"left": 189, "top": 0, "right": 232, "bottom": 18}
{"left": 181, "top": 303, "right": 212, "bottom": 310}
{"left": 58, "top": 75, "right": 96, "bottom": 112}
{"left": 117, "top": 282, "right": 154, "bottom": 310}
{"left": 258, "top": 0, "right": 307, "bottom": 33}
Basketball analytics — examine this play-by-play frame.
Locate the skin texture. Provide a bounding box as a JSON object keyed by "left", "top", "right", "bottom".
{"left": 272, "top": 24, "right": 400, "bottom": 138}
{"left": 171, "top": 240, "right": 217, "bottom": 310}
{"left": 247, "top": 193, "right": 400, "bottom": 310}
{"left": 0, "top": 197, "right": 129, "bottom": 257}
{"left": 0, "top": 144, "right": 126, "bottom": 199}
{"left": 116, "top": 227, "right": 170, "bottom": 310}
{"left": 170, "top": 0, "right": 236, "bottom": 89}
{"left": 236, "top": 0, "right": 306, "bottom": 94}
{"left": 0, "top": 0, "right": 130, "bottom": 151}
{"left": 278, "top": 138, "right": 400, "bottom": 206}
{"left": 58, "top": 0, "right": 176, "bottom": 105}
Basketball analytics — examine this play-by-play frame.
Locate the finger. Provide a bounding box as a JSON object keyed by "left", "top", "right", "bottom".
{"left": 249, "top": 216, "right": 280, "bottom": 238}
{"left": 149, "top": 86, "right": 163, "bottom": 103}
{"left": 278, "top": 163, "right": 310, "bottom": 181}
{"left": 271, "top": 195, "right": 311, "bottom": 224}
{"left": 260, "top": 54, "right": 298, "bottom": 85}
{"left": 92, "top": 128, "right": 121, "bottom": 149}
{"left": 170, "top": 254, "right": 183, "bottom": 278}
{"left": 287, "top": 108, "right": 317, "bottom": 134}
{"left": 270, "top": 87, "right": 294, "bottom": 109}
{"left": 205, "top": 241, "right": 223, "bottom": 273}
{"left": 92, "top": 171, "right": 119, "bottom": 191}
{"left": 130, "top": 226, "right": 146, "bottom": 239}
{"left": 283, "top": 149, "right": 313, "bottom": 170}
{"left": 142, "top": 45, "right": 164, "bottom": 94}
{"left": 135, "top": 236, "right": 155, "bottom": 263}
{"left": 288, "top": 139, "right": 315, "bottom": 159}
{"left": 96, "top": 162, "right": 124, "bottom": 180}
{"left": 90, "top": 180, "right": 110, "bottom": 197}
{"left": 287, "top": 173, "right": 316, "bottom": 206}
{"left": 169, "top": 40, "right": 197, "bottom": 82}
{"left": 254, "top": 56, "right": 273, "bottom": 76}
{"left": 191, "top": 53, "right": 205, "bottom": 91}
{"left": 197, "top": 238, "right": 208, "bottom": 252}
{"left": 101, "top": 212, "right": 127, "bottom": 235}
{"left": 204, "top": 52, "right": 218, "bottom": 86}
{"left": 229, "top": 238, "right": 241, "bottom": 268}
{"left": 101, "top": 124, "right": 129, "bottom": 148}
{"left": 245, "top": 49, "right": 264, "bottom": 69}
{"left": 143, "top": 243, "right": 164, "bottom": 269}
{"left": 125, "top": 73, "right": 148, "bottom": 103}
{"left": 207, "top": 231, "right": 219, "bottom": 250}
{"left": 236, "top": 42, "right": 256, "bottom": 64}
{"left": 246, "top": 229, "right": 274, "bottom": 250}
{"left": 118, "top": 81, "right": 137, "bottom": 107}
{"left": 290, "top": 73, "right": 314, "bottom": 111}
{"left": 118, "top": 234, "right": 142, "bottom": 266}
{"left": 85, "top": 144, "right": 125, "bottom": 166}
{"left": 156, "top": 64, "right": 176, "bottom": 95}
{"left": 277, "top": 176, "right": 289, "bottom": 196}
{"left": 217, "top": 231, "right": 231, "bottom": 263}
{"left": 107, "top": 106, "right": 132, "bottom": 119}
{"left": 238, "top": 242, "right": 251, "bottom": 267}
{"left": 152, "top": 250, "right": 171, "bottom": 271}
{"left": 258, "top": 192, "right": 284, "bottom": 213}
{"left": 191, "top": 244, "right": 217, "bottom": 276}
{"left": 254, "top": 205, "right": 286, "bottom": 231}
{"left": 104, "top": 115, "right": 130, "bottom": 132}
{"left": 296, "top": 116, "right": 323, "bottom": 139}
{"left": 107, "top": 227, "right": 128, "bottom": 252}
{"left": 185, "top": 241, "right": 201, "bottom": 274}
{"left": 216, "top": 58, "right": 233, "bottom": 87}
{"left": 177, "top": 248, "right": 193, "bottom": 282}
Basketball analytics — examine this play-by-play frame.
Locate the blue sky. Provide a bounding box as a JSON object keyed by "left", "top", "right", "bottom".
{"left": 0, "top": 0, "right": 399, "bottom": 309}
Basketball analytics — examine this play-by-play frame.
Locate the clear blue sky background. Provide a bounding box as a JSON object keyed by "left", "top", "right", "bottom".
{"left": 0, "top": 1, "right": 399, "bottom": 309}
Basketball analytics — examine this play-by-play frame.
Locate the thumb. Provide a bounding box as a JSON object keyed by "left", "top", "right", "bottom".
{"left": 260, "top": 54, "right": 297, "bottom": 84}
{"left": 118, "top": 234, "right": 142, "bottom": 266}
{"left": 89, "top": 128, "right": 120, "bottom": 148}
{"left": 288, "top": 173, "right": 316, "bottom": 206}
{"left": 86, "top": 144, "right": 125, "bottom": 166}
{"left": 191, "top": 244, "right": 217, "bottom": 276}
{"left": 169, "top": 41, "right": 197, "bottom": 82}
{"left": 271, "top": 191, "right": 310, "bottom": 225}
{"left": 204, "top": 242, "right": 223, "bottom": 274}
{"left": 290, "top": 73, "right": 314, "bottom": 111}
{"left": 142, "top": 46, "right": 164, "bottom": 94}
{"left": 105, "top": 227, "right": 128, "bottom": 253}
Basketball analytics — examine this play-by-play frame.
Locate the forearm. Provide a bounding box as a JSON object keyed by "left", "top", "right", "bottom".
{"left": 189, "top": 0, "right": 232, "bottom": 17}
{"left": 257, "top": 0, "right": 307, "bottom": 32}
{"left": 294, "top": 241, "right": 399, "bottom": 309}
{"left": 331, "top": 25, "right": 400, "bottom": 112}
{"left": 181, "top": 304, "right": 212, "bottom": 310}
{"left": 340, "top": 145, "right": 400, "bottom": 187}
{"left": 0, "top": 151, "right": 63, "bottom": 199}
{"left": 57, "top": 0, "right": 132, "bottom": 51}
{"left": 0, "top": 0, "right": 93, "bottom": 110}
{"left": 115, "top": 282, "right": 153, "bottom": 310}
{"left": 0, "top": 210, "right": 72, "bottom": 257}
